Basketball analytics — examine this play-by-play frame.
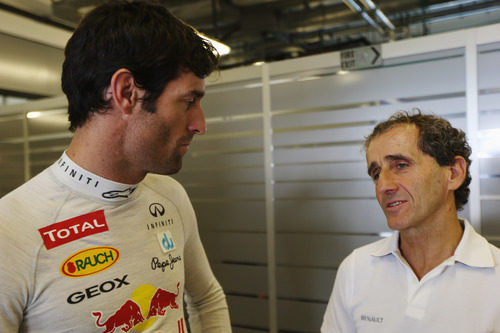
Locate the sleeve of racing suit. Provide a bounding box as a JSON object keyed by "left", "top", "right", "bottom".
{"left": 0, "top": 201, "right": 34, "bottom": 332}
{"left": 176, "top": 183, "right": 232, "bottom": 332}
{"left": 321, "top": 255, "right": 356, "bottom": 333}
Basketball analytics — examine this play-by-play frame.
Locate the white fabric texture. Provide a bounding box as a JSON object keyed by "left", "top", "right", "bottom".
{"left": 0, "top": 152, "right": 231, "bottom": 333}
{"left": 321, "top": 220, "right": 500, "bottom": 333}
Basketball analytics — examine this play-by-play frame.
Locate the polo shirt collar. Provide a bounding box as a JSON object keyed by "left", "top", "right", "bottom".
{"left": 371, "top": 231, "right": 399, "bottom": 257}
{"left": 454, "top": 219, "right": 496, "bottom": 268}
{"left": 370, "top": 219, "right": 496, "bottom": 268}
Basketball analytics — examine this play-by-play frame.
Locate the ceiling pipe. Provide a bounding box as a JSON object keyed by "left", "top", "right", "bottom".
{"left": 343, "top": 0, "right": 395, "bottom": 34}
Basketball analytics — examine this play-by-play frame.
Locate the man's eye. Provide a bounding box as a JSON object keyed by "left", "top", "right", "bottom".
{"left": 396, "top": 162, "right": 408, "bottom": 169}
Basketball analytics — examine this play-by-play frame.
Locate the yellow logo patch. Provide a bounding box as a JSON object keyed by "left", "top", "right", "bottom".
{"left": 61, "top": 246, "right": 119, "bottom": 278}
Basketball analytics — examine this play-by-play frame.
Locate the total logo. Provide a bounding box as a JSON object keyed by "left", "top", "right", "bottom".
{"left": 92, "top": 282, "right": 182, "bottom": 333}
{"left": 60, "top": 247, "right": 119, "bottom": 278}
{"left": 157, "top": 231, "right": 175, "bottom": 253}
{"left": 38, "top": 210, "right": 108, "bottom": 250}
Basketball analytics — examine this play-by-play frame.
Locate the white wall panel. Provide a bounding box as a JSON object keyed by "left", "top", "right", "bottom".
{"left": 227, "top": 296, "right": 269, "bottom": 329}
{"left": 274, "top": 162, "right": 368, "bottom": 182}
{"left": 275, "top": 180, "right": 374, "bottom": 199}
{"left": 276, "top": 234, "right": 381, "bottom": 268}
{"left": 0, "top": 33, "right": 63, "bottom": 96}
{"left": 202, "top": 232, "right": 267, "bottom": 264}
{"left": 277, "top": 300, "right": 326, "bottom": 332}
{"left": 174, "top": 168, "right": 264, "bottom": 184}
{"left": 481, "top": 179, "right": 500, "bottom": 195}
{"left": 480, "top": 158, "right": 500, "bottom": 174}
{"left": 271, "top": 57, "right": 465, "bottom": 111}
{"left": 482, "top": 201, "right": 500, "bottom": 235}
{"left": 202, "top": 86, "right": 262, "bottom": 117}
{"left": 273, "top": 125, "right": 373, "bottom": 147}
{"left": 277, "top": 267, "right": 336, "bottom": 302}
{"left": 182, "top": 151, "right": 264, "bottom": 169}
{"left": 275, "top": 200, "right": 387, "bottom": 234}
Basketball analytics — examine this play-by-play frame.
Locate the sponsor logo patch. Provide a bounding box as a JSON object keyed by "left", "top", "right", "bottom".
{"left": 67, "top": 275, "right": 130, "bottom": 305}
{"left": 91, "top": 282, "right": 181, "bottom": 332}
{"left": 156, "top": 231, "right": 175, "bottom": 253}
{"left": 149, "top": 203, "right": 165, "bottom": 217}
{"left": 38, "top": 210, "right": 108, "bottom": 250}
{"left": 61, "top": 247, "right": 119, "bottom": 278}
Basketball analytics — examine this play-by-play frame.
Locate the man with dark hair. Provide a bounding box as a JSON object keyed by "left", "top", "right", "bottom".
{"left": 321, "top": 111, "right": 500, "bottom": 332}
{"left": 0, "top": 1, "right": 231, "bottom": 332}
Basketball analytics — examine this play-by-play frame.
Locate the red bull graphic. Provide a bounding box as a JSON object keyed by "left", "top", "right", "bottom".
{"left": 92, "top": 300, "right": 144, "bottom": 333}
{"left": 92, "top": 282, "right": 181, "bottom": 333}
{"left": 147, "top": 282, "right": 180, "bottom": 318}
{"left": 178, "top": 318, "right": 185, "bottom": 333}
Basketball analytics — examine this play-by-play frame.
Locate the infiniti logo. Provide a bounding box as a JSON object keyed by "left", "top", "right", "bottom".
{"left": 149, "top": 203, "right": 165, "bottom": 217}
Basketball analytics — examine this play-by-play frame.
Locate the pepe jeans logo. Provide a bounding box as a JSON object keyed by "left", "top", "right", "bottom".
{"left": 61, "top": 247, "right": 119, "bottom": 278}
{"left": 151, "top": 255, "right": 182, "bottom": 272}
{"left": 149, "top": 203, "right": 165, "bottom": 217}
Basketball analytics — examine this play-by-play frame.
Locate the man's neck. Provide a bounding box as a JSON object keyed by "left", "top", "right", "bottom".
{"left": 398, "top": 215, "right": 463, "bottom": 281}
{"left": 66, "top": 117, "right": 146, "bottom": 185}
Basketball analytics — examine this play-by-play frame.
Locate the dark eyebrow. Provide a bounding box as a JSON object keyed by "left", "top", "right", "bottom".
{"left": 367, "top": 162, "right": 378, "bottom": 177}
{"left": 190, "top": 90, "right": 205, "bottom": 98}
{"left": 386, "top": 154, "right": 414, "bottom": 164}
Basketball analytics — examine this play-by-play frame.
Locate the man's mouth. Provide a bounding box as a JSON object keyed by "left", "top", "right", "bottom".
{"left": 387, "top": 200, "right": 405, "bottom": 208}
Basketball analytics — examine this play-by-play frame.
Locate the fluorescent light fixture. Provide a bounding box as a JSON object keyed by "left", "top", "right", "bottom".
{"left": 253, "top": 61, "right": 265, "bottom": 66}
{"left": 338, "top": 70, "right": 349, "bottom": 75}
{"left": 199, "top": 33, "right": 231, "bottom": 56}
{"left": 478, "top": 129, "right": 500, "bottom": 156}
{"left": 26, "top": 111, "right": 42, "bottom": 119}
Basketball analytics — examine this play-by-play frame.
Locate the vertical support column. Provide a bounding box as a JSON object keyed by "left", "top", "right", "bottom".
{"left": 465, "top": 31, "right": 481, "bottom": 232}
{"left": 262, "top": 63, "right": 278, "bottom": 333}
{"left": 22, "top": 112, "right": 31, "bottom": 182}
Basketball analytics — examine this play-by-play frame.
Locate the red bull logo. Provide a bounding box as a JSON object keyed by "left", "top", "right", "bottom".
{"left": 146, "top": 282, "right": 180, "bottom": 318}
{"left": 93, "top": 300, "right": 144, "bottom": 333}
{"left": 92, "top": 282, "right": 181, "bottom": 332}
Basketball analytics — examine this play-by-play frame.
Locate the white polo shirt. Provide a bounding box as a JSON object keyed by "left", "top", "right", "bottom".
{"left": 321, "top": 220, "right": 500, "bottom": 333}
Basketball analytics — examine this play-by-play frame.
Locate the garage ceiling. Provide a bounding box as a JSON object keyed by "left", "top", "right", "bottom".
{"left": 1, "top": 0, "right": 500, "bottom": 69}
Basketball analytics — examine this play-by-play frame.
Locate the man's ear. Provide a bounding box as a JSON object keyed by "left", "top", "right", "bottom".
{"left": 447, "top": 156, "right": 467, "bottom": 191}
{"left": 108, "top": 68, "right": 141, "bottom": 114}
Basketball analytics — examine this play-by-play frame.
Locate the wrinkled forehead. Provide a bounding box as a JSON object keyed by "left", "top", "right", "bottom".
{"left": 365, "top": 124, "right": 420, "bottom": 161}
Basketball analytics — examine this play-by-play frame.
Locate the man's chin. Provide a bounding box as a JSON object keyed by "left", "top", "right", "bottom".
{"left": 149, "top": 160, "right": 183, "bottom": 176}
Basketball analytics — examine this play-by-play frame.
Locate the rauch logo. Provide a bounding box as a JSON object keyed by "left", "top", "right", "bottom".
{"left": 61, "top": 247, "right": 119, "bottom": 278}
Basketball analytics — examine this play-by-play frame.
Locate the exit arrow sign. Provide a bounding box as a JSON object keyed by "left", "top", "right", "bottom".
{"left": 341, "top": 45, "right": 382, "bottom": 70}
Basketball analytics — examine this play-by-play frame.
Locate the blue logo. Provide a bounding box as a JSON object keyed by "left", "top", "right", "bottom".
{"left": 156, "top": 231, "right": 175, "bottom": 253}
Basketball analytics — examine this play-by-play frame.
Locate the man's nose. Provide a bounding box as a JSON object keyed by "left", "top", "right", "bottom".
{"left": 188, "top": 104, "right": 206, "bottom": 135}
{"left": 377, "top": 170, "right": 397, "bottom": 195}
